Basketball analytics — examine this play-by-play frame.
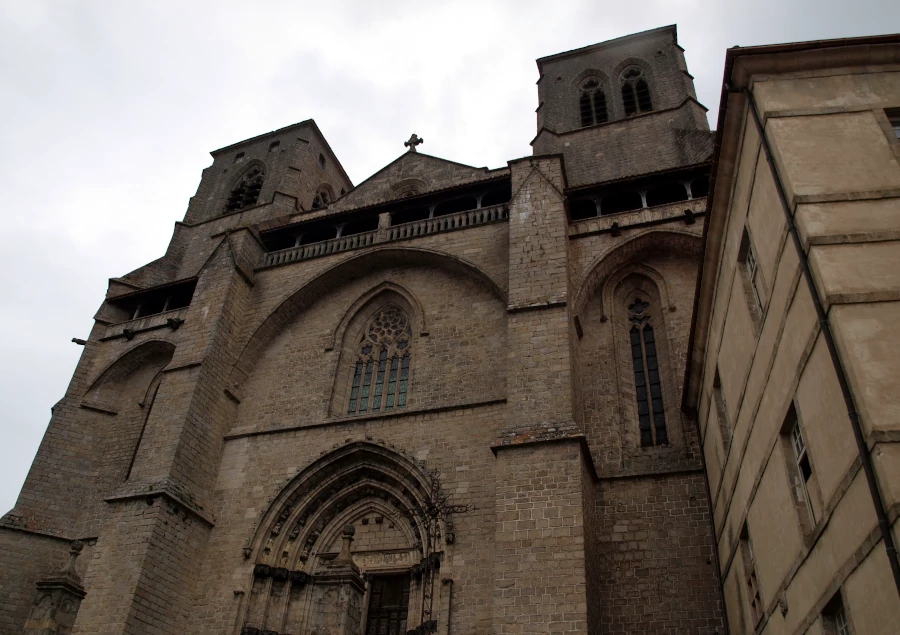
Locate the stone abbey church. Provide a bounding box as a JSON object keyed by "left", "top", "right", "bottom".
{"left": 4, "top": 24, "right": 900, "bottom": 635}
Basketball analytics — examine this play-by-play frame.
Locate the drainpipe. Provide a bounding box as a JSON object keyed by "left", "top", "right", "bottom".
{"left": 731, "top": 84, "right": 900, "bottom": 596}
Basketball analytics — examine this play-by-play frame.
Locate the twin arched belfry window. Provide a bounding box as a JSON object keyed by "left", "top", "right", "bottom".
{"left": 347, "top": 305, "right": 412, "bottom": 415}
{"left": 577, "top": 69, "right": 653, "bottom": 126}
{"left": 628, "top": 296, "right": 668, "bottom": 446}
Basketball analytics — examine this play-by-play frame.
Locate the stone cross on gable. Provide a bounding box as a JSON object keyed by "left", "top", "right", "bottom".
{"left": 404, "top": 133, "right": 424, "bottom": 152}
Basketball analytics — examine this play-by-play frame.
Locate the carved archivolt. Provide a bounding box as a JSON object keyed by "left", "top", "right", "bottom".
{"left": 238, "top": 441, "right": 455, "bottom": 635}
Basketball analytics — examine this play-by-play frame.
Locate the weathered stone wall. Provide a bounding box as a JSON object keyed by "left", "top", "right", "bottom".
{"left": 594, "top": 473, "right": 723, "bottom": 634}
{"left": 695, "top": 61, "right": 900, "bottom": 635}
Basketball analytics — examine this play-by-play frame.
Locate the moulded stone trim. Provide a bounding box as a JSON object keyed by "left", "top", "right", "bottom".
{"left": 326, "top": 280, "right": 429, "bottom": 352}
{"left": 573, "top": 228, "right": 701, "bottom": 317}
{"left": 81, "top": 339, "right": 177, "bottom": 396}
{"left": 228, "top": 246, "right": 507, "bottom": 390}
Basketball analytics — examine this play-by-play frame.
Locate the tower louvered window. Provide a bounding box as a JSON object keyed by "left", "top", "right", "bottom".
{"left": 348, "top": 305, "right": 412, "bottom": 415}
{"left": 628, "top": 297, "right": 668, "bottom": 446}
{"left": 622, "top": 68, "right": 653, "bottom": 116}
{"left": 579, "top": 79, "right": 608, "bottom": 127}
{"left": 225, "top": 165, "right": 264, "bottom": 213}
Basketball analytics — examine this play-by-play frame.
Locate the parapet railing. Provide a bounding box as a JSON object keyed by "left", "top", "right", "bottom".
{"left": 262, "top": 203, "right": 509, "bottom": 268}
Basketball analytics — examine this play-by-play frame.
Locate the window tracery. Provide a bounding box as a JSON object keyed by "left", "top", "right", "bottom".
{"left": 579, "top": 78, "right": 608, "bottom": 127}
{"left": 628, "top": 296, "right": 668, "bottom": 446}
{"left": 621, "top": 68, "right": 653, "bottom": 116}
{"left": 347, "top": 305, "right": 412, "bottom": 415}
{"left": 225, "top": 165, "right": 265, "bottom": 213}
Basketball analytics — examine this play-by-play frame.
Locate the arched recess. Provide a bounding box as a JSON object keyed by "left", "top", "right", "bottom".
{"left": 328, "top": 281, "right": 428, "bottom": 351}
{"left": 608, "top": 273, "right": 683, "bottom": 451}
{"left": 83, "top": 339, "right": 176, "bottom": 406}
{"left": 228, "top": 247, "right": 506, "bottom": 391}
{"left": 390, "top": 177, "right": 428, "bottom": 198}
{"left": 81, "top": 341, "right": 176, "bottom": 501}
{"left": 239, "top": 441, "right": 455, "bottom": 635}
{"left": 573, "top": 228, "right": 701, "bottom": 320}
{"left": 599, "top": 263, "right": 673, "bottom": 322}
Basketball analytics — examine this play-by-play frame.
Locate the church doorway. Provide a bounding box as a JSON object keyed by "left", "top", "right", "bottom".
{"left": 365, "top": 574, "right": 410, "bottom": 635}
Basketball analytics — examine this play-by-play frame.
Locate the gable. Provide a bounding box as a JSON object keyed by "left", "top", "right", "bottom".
{"left": 330, "top": 151, "right": 507, "bottom": 212}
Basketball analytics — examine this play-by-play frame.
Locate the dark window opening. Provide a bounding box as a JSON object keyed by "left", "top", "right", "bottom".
{"left": 340, "top": 187, "right": 346, "bottom": 195}
{"left": 622, "top": 69, "right": 653, "bottom": 116}
{"left": 319, "top": 153, "right": 327, "bottom": 169}
{"left": 601, "top": 190, "right": 643, "bottom": 215}
{"left": 823, "top": 592, "right": 853, "bottom": 635}
{"left": 482, "top": 182, "right": 512, "bottom": 207}
{"left": 342, "top": 216, "right": 379, "bottom": 237}
{"left": 297, "top": 223, "right": 337, "bottom": 245}
{"left": 225, "top": 166, "right": 264, "bottom": 213}
{"left": 110, "top": 279, "right": 197, "bottom": 323}
{"left": 434, "top": 196, "right": 477, "bottom": 217}
{"left": 366, "top": 574, "right": 410, "bottom": 635}
{"left": 233, "top": 152, "right": 244, "bottom": 164}
{"left": 646, "top": 182, "right": 689, "bottom": 207}
{"left": 569, "top": 198, "right": 597, "bottom": 220}
{"left": 312, "top": 187, "right": 332, "bottom": 210}
{"left": 691, "top": 176, "right": 710, "bottom": 198}
{"left": 887, "top": 108, "right": 900, "bottom": 140}
{"left": 268, "top": 140, "right": 280, "bottom": 152}
{"left": 392, "top": 207, "right": 431, "bottom": 225}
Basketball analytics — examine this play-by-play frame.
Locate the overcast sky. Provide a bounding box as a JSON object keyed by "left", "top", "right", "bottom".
{"left": 1, "top": 1, "right": 896, "bottom": 515}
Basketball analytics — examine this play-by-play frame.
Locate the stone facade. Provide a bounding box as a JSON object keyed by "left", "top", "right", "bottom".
{"left": 685, "top": 35, "right": 900, "bottom": 635}
{"left": 21, "top": 23, "right": 900, "bottom": 635}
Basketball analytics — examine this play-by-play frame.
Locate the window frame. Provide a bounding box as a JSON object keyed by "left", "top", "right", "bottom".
{"left": 738, "top": 227, "right": 765, "bottom": 330}
{"left": 740, "top": 524, "right": 764, "bottom": 626}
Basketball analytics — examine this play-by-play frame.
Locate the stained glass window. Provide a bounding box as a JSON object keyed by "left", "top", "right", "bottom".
{"left": 628, "top": 297, "right": 668, "bottom": 446}
{"left": 347, "top": 305, "right": 412, "bottom": 415}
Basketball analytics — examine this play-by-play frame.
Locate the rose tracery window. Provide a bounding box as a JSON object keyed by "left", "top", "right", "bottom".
{"left": 347, "top": 305, "right": 412, "bottom": 415}
{"left": 225, "top": 165, "right": 265, "bottom": 213}
{"left": 628, "top": 297, "right": 668, "bottom": 446}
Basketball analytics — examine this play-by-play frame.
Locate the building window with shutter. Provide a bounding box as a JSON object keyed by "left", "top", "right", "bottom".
{"left": 738, "top": 228, "right": 765, "bottom": 329}
{"left": 781, "top": 403, "right": 823, "bottom": 533}
{"left": 740, "top": 524, "right": 764, "bottom": 626}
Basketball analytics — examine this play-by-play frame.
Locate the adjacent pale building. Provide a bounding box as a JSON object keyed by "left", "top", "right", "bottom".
{"left": 684, "top": 35, "right": 900, "bottom": 635}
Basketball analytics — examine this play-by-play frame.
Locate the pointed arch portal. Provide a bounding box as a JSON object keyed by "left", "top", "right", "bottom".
{"left": 239, "top": 442, "right": 460, "bottom": 635}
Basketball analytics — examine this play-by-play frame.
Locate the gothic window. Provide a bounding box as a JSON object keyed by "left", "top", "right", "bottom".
{"left": 312, "top": 186, "right": 333, "bottom": 209}
{"left": 347, "top": 305, "right": 412, "bottom": 415}
{"left": 621, "top": 68, "right": 653, "bottom": 116}
{"left": 225, "top": 165, "right": 264, "bottom": 213}
{"left": 579, "top": 79, "right": 608, "bottom": 127}
{"left": 628, "top": 297, "right": 668, "bottom": 446}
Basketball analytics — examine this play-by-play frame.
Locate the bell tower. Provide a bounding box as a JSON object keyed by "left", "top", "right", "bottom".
{"left": 532, "top": 25, "right": 711, "bottom": 187}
